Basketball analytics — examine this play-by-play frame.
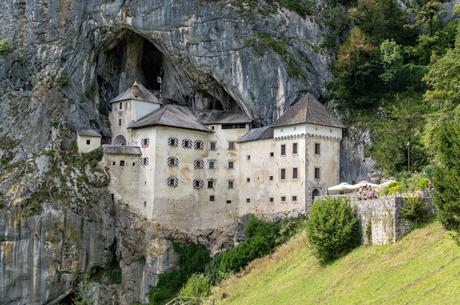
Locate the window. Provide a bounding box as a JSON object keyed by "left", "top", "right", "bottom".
{"left": 112, "top": 161, "right": 116, "bottom": 166}
{"left": 168, "top": 137, "right": 179, "bottom": 147}
{"left": 86, "top": 139, "right": 91, "bottom": 145}
{"left": 292, "top": 143, "right": 298, "bottom": 154}
{"left": 281, "top": 168, "right": 286, "bottom": 180}
{"left": 142, "top": 157, "right": 149, "bottom": 166}
{"left": 226, "top": 200, "right": 232, "bottom": 204}
{"left": 119, "top": 102, "right": 123, "bottom": 110}
{"left": 208, "top": 160, "right": 215, "bottom": 169}
{"left": 269, "top": 197, "right": 274, "bottom": 202}
{"left": 270, "top": 152, "right": 274, "bottom": 157}
{"left": 182, "top": 139, "right": 192, "bottom": 149}
{"left": 222, "top": 123, "right": 246, "bottom": 129}
{"left": 246, "top": 198, "right": 250, "bottom": 203}
{"left": 167, "top": 176, "right": 179, "bottom": 187}
{"left": 228, "top": 141, "right": 235, "bottom": 150}
{"left": 120, "top": 160, "right": 125, "bottom": 166}
{"left": 210, "top": 141, "right": 217, "bottom": 150}
{"left": 247, "top": 155, "right": 251, "bottom": 160}
{"left": 207, "top": 180, "right": 214, "bottom": 189}
{"left": 293, "top": 167, "right": 298, "bottom": 179}
{"left": 315, "top": 143, "right": 320, "bottom": 155}
{"left": 292, "top": 196, "right": 297, "bottom": 202}
{"left": 314, "top": 167, "right": 321, "bottom": 180}
{"left": 269, "top": 175, "right": 273, "bottom": 181}
{"left": 167, "top": 156, "right": 179, "bottom": 167}
{"left": 118, "top": 119, "right": 122, "bottom": 126}
{"left": 209, "top": 195, "right": 215, "bottom": 202}
{"left": 211, "top": 126, "right": 215, "bottom": 130}
{"left": 194, "top": 140, "right": 204, "bottom": 150}
{"left": 246, "top": 178, "right": 250, "bottom": 183}
{"left": 281, "top": 144, "right": 286, "bottom": 156}
{"left": 193, "top": 179, "right": 204, "bottom": 190}
{"left": 228, "top": 161, "right": 234, "bottom": 169}
{"left": 228, "top": 180, "right": 235, "bottom": 189}
{"left": 141, "top": 138, "right": 150, "bottom": 148}
{"left": 281, "top": 196, "right": 286, "bottom": 202}
{"left": 132, "top": 162, "right": 136, "bottom": 166}
{"left": 193, "top": 160, "right": 204, "bottom": 169}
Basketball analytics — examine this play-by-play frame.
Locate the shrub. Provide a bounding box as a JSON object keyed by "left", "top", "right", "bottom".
{"left": 402, "top": 195, "right": 429, "bottom": 225}
{"left": 0, "top": 39, "right": 10, "bottom": 55}
{"left": 57, "top": 72, "right": 70, "bottom": 88}
{"left": 179, "top": 273, "right": 211, "bottom": 298}
{"left": 306, "top": 197, "right": 361, "bottom": 264}
{"left": 385, "top": 182, "right": 401, "bottom": 195}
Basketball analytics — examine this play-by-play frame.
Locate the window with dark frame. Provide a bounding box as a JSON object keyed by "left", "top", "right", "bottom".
{"left": 167, "top": 176, "right": 179, "bottom": 187}
{"left": 120, "top": 160, "right": 125, "bottom": 166}
{"left": 281, "top": 144, "right": 286, "bottom": 156}
{"left": 281, "top": 168, "right": 286, "bottom": 180}
{"left": 314, "top": 167, "right": 321, "bottom": 180}
{"left": 168, "top": 137, "right": 179, "bottom": 147}
{"left": 246, "top": 178, "right": 250, "bottom": 182}
{"left": 315, "top": 143, "right": 321, "bottom": 155}
{"left": 182, "top": 139, "right": 192, "bottom": 149}
{"left": 112, "top": 161, "right": 116, "bottom": 166}
{"left": 142, "top": 157, "right": 149, "bottom": 166}
{"left": 228, "top": 180, "right": 235, "bottom": 189}
{"left": 292, "top": 142, "right": 298, "bottom": 154}
{"left": 269, "top": 197, "right": 274, "bottom": 202}
{"left": 207, "top": 180, "right": 214, "bottom": 189}
{"left": 281, "top": 196, "right": 286, "bottom": 202}
{"left": 293, "top": 167, "right": 298, "bottom": 179}
{"left": 193, "top": 160, "right": 204, "bottom": 169}
{"left": 118, "top": 119, "right": 122, "bottom": 126}
{"left": 167, "top": 156, "right": 179, "bottom": 167}
{"left": 194, "top": 140, "right": 204, "bottom": 150}
{"left": 246, "top": 198, "right": 250, "bottom": 203}
{"left": 210, "top": 141, "right": 217, "bottom": 150}
{"left": 86, "top": 139, "right": 91, "bottom": 145}
{"left": 269, "top": 175, "right": 273, "bottom": 181}
{"left": 193, "top": 179, "right": 204, "bottom": 190}
{"left": 270, "top": 152, "right": 274, "bottom": 157}
{"left": 226, "top": 200, "right": 232, "bottom": 204}
{"left": 209, "top": 195, "right": 215, "bottom": 202}
{"left": 292, "top": 196, "right": 297, "bottom": 202}
{"left": 228, "top": 141, "right": 235, "bottom": 150}
{"left": 119, "top": 102, "right": 122, "bottom": 110}
{"left": 228, "top": 161, "right": 234, "bottom": 169}
{"left": 208, "top": 160, "right": 215, "bottom": 169}
{"left": 247, "top": 155, "right": 250, "bottom": 160}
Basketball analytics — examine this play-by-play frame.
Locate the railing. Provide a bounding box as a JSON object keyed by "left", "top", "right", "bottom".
{"left": 165, "top": 297, "right": 215, "bottom": 305}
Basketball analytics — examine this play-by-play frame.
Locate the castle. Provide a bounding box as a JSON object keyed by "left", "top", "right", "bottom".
{"left": 78, "top": 82, "right": 344, "bottom": 231}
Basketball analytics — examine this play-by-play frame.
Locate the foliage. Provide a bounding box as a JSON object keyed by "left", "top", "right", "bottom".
{"left": 179, "top": 273, "right": 211, "bottom": 298}
{"left": 0, "top": 39, "right": 10, "bottom": 55}
{"left": 57, "top": 72, "right": 70, "bottom": 88}
{"left": 148, "top": 243, "right": 210, "bottom": 305}
{"left": 272, "top": 0, "right": 314, "bottom": 16}
{"left": 306, "top": 197, "right": 361, "bottom": 264}
{"left": 402, "top": 195, "right": 430, "bottom": 224}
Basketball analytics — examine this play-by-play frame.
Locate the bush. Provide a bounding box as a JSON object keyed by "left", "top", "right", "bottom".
{"left": 306, "top": 197, "right": 361, "bottom": 264}
{"left": 0, "top": 39, "right": 10, "bottom": 55}
{"left": 179, "top": 273, "right": 211, "bottom": 298}
{"left": 57, "top": 72, "right": 70, "bottom": 88}
{"left": 402, "top": 195, "right": 429, "bottom": 225}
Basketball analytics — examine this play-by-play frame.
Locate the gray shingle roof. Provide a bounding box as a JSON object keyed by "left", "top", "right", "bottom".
{"left": 239, "top": 126, "right": 274, "bottom": 143}
{"left": 103, "top": 145, "right": 142, "bottom": 155}
{"left": 109, "top": 82, "right": 161, "bottom": 104}
{"left": 198, "top": 110, "right": 252, "bottom": 125}
{"left": 271, "top": 93, "right": 345, "bottom": 129}
{"left": 128, "top": 104, "right": 211, "bottom": 133}
{"left": 77, "top": 129, "right": 102, "bottom": 137}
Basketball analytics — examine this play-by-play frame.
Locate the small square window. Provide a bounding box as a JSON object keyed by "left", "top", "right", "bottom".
{"left": 281, "top": 144, "right": 286, "bottom": 156}
{"left": 269, "top": 175, "right": 273, "bottom": 181}
{"left": 228, "top": 141, "right": 235, "bottom": 150}
{"left": 132, "top": 162, "right": 136, "bottom": 166}
{"left": 208, "top": 161, "right": 215, "bottom": 169}
{"left": 228, "top": 161, "right": 234, "bottom": 169}
{"left": 281, "top": 196, "right": 286, "bottom": 202}
{"left": 270, "top": 152, "right": 274, "bottom": 157}
{"left": 246, "top": 198, "right": 250, "bottom": 203}
{"left": 293, "top": 167, "right": 298, "bottom": 179}
{"left": 210, "top": 195, "right": 215, "bottom": 202}
{"left": 207, "top": 180, "right": 214, "bottom": 189}
{"left": 86, "top": 139, "right": 91, "bottom": 145}
{"left": 112, "top": 161, "right": 116, "bottom": 166}
{"left": 293, "top": 143, "right": 298, "bottom": 154}
{"left": 226, "top": 200, "right": 232, "bottom": 204}
{"left": 120, "top": 160, "right": 125, "bottom": 166}
{"left": 314, "top": 167, "right": 321, "bottom": 180}
{"left": 210, "top": 141, "right": 217, "bottom": 150}
{"left": 292, "top": 196, "right": 297, "bottom": 202}
{"left": 211, "top": 126, "right": 215, "bottom": 130}
{"left": 281, "top": 168, "right": 286, "bottom": 180}
{"left": 246, "top": 178, "right": 250, "bottom": 183}
{"left": 315, "top": 143, "right": 321, "bottom": 155}
{"left": 269, "top": 197, "right": 274, "bottom": 202}
{"left": 247, "top": 155, "right": 250, "bottom": 160}
{"left": 228, "top": 180, "right": 235, "bottom": 189}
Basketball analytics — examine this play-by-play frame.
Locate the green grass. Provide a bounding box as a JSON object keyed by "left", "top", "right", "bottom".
{"left": 212, "top": 222, "right": 460, "bottom": 305}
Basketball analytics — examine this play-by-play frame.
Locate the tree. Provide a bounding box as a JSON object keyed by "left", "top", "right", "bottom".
{"left": 179, "top": 274, "right": 211, "bottom": 299}
{"left": 306, "top": 197, "right": 361, "bottom": 264}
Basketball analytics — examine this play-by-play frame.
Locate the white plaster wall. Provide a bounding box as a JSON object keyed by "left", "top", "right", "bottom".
{"left": 77, "top": 136, "right": 101, "bottom": 154}
{"left": 131, "top": 100, "right": 160, "bottom": 121}
{"left": 273, "top": 123, "right": 342, "bottom": 139}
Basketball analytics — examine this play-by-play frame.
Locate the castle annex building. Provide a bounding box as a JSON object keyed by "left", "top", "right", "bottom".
{"left": 79, "top": 82, "right": 344, "bottom": 231}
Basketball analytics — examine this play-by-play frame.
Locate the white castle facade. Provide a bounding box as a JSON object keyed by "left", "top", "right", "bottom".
{"left": 78, "top": 82, "right": 344, "bottom": 231}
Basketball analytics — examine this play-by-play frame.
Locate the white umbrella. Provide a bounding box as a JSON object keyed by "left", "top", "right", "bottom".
{"left": 350, "top": 180, "right": 379, "bottom": 190}
{"left": 328, "top": 182, "right": 353, "bottom": 192}
{"left": 377, "top": 179, "right": 396, "bottom": 189}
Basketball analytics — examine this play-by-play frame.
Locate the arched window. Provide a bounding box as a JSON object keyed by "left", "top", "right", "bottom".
{"left": 167, "top": 156, "right": 179, "bottom": 167}
{"left": 113, "top": 135, "right": 126, "bottom": 146}
{"left": 194, "top": 160, "right": 204, "bottom": 169}
{"left": 312, "top": 189, "right": 320, "bottom": 201}
{"left": 141, "top": 138, "right": 150, "bottom": 148}
{"left": 182, "top": 139, "right": 192, "bottom": 149}
{"left": 142, "top": 157, "right": 149, "bottom": 166}
{"left": 167, "top": 176, "right": 179, "bottom": 187}
{"left": 168, "top": 137, "right": 179, "bottom": 147}
{"left": 194, "top": 140, "right": 204, "bottom": 150}
{"left": 193, "top": 179, "right": 204, "bottom": 190}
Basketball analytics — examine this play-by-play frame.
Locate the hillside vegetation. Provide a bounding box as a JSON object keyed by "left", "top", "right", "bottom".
{"left": 211, "top": 222, "right": 460, "bottom": 305}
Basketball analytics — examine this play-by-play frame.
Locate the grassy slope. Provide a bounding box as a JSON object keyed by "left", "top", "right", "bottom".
{"left": 212, "top": 222, "right": 460, "bottom": 305}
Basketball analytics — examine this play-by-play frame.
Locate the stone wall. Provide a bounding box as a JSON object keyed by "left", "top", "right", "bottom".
{"left": 350, "top": 195, "right": 433, "bottom": 245}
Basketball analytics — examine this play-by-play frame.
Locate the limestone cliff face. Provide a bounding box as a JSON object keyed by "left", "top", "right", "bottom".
{"left": 0, "top": 1, "right": 334, "bottom": 304}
